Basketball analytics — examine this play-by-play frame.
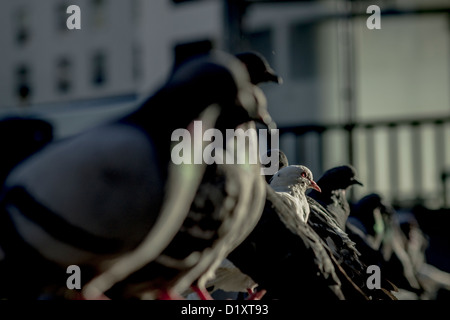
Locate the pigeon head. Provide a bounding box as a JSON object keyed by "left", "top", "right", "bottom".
{"left": 263, "top": 149, "right": 289, "bottom": 170}
{"left": 263, "top": 149, "right": 289, "bottom": 183}
{"left": 354, "top": 193, "right": 395, "bottom": 218}
{"left": 235, "top": 51, "right": 283, "bottom": 85}
{"left": 270, "top": 165, "right": 321, "bottom": 193}
{"left": 315, "top": 165, "right": 363, "bottom": 194}
{"left": 165, "top": 51, "right": 276, "bottom": 130}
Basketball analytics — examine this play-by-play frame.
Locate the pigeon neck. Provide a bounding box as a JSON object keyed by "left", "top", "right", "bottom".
{"left": 275, "top": 184, "right": 307, "bottom": 201}
{"left": 291, "top": 184, "right": 308, "bottom": 200}
{"left": 290, "top": 185, "right": 310, "bottom": 222}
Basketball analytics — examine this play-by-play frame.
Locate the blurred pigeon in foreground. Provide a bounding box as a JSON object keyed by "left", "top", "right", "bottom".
{"left": 184, "top": 52, "right": 284, "bottom": 300}
{"left": 102, "top": 123, "right": 267, "bottom": 300}
{"left": 0, "top": 51, "right": 268, "bottom": 300}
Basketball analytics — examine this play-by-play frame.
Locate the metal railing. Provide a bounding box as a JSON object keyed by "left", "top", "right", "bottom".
{"left": 279, "top": 114, "right": 450, "bottom": 208}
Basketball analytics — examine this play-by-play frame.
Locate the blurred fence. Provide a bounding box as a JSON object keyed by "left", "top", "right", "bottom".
{"left": 279, "top": 114, "right": 450, "bottom": 209}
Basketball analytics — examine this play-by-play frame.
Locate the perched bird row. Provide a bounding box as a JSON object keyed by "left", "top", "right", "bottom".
{"left": 0, "top": 50, "right": 280, "bottom": 300}
{"left": 1, "top": 48, "right": 440, "bottom": 301}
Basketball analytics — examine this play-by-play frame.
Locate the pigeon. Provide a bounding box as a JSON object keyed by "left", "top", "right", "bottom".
{"left": 307, "top": 197, "right": 371, "bottom": 299}
{"left": 269, "top": 165, "right": 321, "bottom": 223}
{"left": 82, "top": 52, "right": 274, "bottom": 300}
{"left": 396, "top": 212, "right": 450, "bottom": 299}
{"left": 347, "top": 194, "right": 390, "bottom": 257}
{"left": 100, "top": 125, "right": 268, "bottom": 300}
{"left": 175, "top": 52, "right": 283, "bottom": 300}
{"left": 348, "top": 194, "right": 423, "bottom": 297}
{"left": 0, "top": 51, "right": 269, "bottom": 300}
{"left": 308, "top": 187, "right": 398, "bottom": 300}
{"left": 193, "top": 163, "right": 315, "bottom": 300}
{"left": 303, "top": 165, "right": 400, "bottom": 299}
{"left": 308, "top": 165, "right": 363, "bottom": 230}
{"left": 235, "top": 51, "right": 284, "bottom": 182}
{"left": 185, "top": 52, "right": 287, "bottom": 300}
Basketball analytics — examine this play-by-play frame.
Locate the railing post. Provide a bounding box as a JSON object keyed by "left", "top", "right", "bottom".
{"left": 411, "top": 121, "right": 423, "bottom": 204}
{"left": 435, "top": 120, "right": 447, "bottom": 207}
{"left": 365, "top": 125, "right": 375, "bottom": 193}
{"left": 346, "top": 123, "right": 356, "bottom": 201}
{"left": 388, "top": 123, "right": 400, "bottom": 205}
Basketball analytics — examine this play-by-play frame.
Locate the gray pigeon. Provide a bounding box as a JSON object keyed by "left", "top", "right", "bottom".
{"left": 0, "top": 51, "right": 269, "bottom": 300}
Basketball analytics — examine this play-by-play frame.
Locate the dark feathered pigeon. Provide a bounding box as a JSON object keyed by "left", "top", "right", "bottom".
{"left": 0, "top": 51, "right": 269, "bottom": 300}
{"left": 308, "top": 189, "right": 398, "bottom": 300}
{"left": 308, "top": 165, "right": 363, "bottom": 230}
{"left": 348, "top": 194, "right": 423, "bottom": 297}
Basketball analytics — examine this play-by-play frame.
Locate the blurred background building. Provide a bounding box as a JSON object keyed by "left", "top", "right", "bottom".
{"left": 0, "top": 0, "right": 450, "bottom": 208}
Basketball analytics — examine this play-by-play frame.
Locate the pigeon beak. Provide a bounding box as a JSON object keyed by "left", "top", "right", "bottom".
{"left": 264, "top": 70, "right": 283, "bottom": 85}
{"left": 351, "top": 178, "right": 364, "bottom": 186}
{"left": 310, "top": 180, "right": 322, "bottom": 193}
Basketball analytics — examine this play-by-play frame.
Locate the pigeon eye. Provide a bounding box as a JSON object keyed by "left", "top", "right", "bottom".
{"left": 301, "top": 172, "right": 307, "bottom": 178}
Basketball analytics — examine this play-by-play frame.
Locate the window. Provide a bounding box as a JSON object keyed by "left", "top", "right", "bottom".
{"left": 16, "top": 64, "right": 32, "bottom": 104}
{"left": 56, "top": 57, "right": 72, "bottom": 94}
{"left": 92, "top": 52, "right": 107, "bottom": 86}
{"left": 289, "top": 22, "right": 319, "bottom": 79}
